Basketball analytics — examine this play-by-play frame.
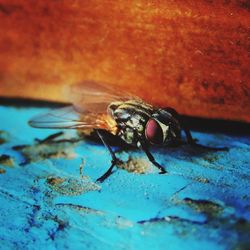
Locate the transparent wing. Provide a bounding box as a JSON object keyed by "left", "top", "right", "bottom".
{"left": 29, "top": 81, "right": 137, "bottom": 131}
{"left": 29, "top": 106, "right": 109, "bottom": 130}
{"left": 67, "top": 80, "right": 138, "bottom": 113}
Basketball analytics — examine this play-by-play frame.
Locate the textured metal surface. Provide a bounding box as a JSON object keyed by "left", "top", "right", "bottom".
{"left": 0, "top": 1, "right": 249, "bottom": 122}
{"left": 0, "top": 105, "right": 249, "bottom": 250}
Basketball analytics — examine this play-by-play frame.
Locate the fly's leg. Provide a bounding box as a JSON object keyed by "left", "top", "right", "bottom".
{"left": 139, "top": 141, "right": 167, "bottom": 174}
{"left": 164, "top": 107, "right": 228, "bottom": 151}
{"left": 184, "top": 128, "right": 228, "bottom": 151}
{"left": 182, "top": 123, "right": 228, "bottom": 150}
{"left": 36, "top": 131, "right": 64, "bottom": 144}
{"left": 96, "top": 161, "right": 117, "bottom": 183}
{"left": 183, "top": 128, "right": 199, "bottom": 145}
{"left": 95, "top": 129, "right": 121, "bottom": 183}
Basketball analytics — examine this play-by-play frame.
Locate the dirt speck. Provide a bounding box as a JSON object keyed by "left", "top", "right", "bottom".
{"left": 0, "top": 130, "right": 9, "bottom": 145}
{"left": 234, "top": 218, "right": 250, "bottom": 232}
{"left": 203, "top": 154, "right": 219, "bottom": 163}
{"left": 56, "top": 203, "right": 104, "bottom": 215}
{"left": 0, "top": 154, "right": 14, "bottom": 167}
{"left": 47, "top": 176, "right": 101, "bottom": 196}
{"left": 118, "top": 157, "right": 151, "bottom": 174}
{"left": 47, "top": 177, "right": 65, "bottom": 186}
{"left": 0, "top": 168, "right": 6, "bottom": 174}
{"left": 194, "top": 177, "right": 210, "bottom": 183}
{"left": 13, "top": 132, "right": 80, "bottom": 164}
{"left": 183, "top": 198, "right": 223, "bottom": 219}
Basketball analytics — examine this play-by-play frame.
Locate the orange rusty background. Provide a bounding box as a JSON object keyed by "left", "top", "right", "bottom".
{"left": 0, "top": 0, "right": 249, "bottom": 122}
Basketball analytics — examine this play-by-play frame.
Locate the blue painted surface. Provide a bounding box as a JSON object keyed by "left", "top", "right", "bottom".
{"left": 0, "top": 105, "right": 249, "bottom": 250}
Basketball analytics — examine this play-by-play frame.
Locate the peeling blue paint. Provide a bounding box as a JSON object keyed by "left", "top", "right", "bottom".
{"left": 0, "top": 106, "right": 249, "bottom": 250}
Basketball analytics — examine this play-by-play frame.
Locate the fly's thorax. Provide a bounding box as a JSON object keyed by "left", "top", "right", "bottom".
{"left": 107, "top": 101, "right": 124, "bottom": 116}
{"left": 108, "top": 100, "right": 154, "bottom": 145}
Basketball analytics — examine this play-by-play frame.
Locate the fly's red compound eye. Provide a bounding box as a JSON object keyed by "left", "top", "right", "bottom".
{"left": 145, "top": 119, "right": 163, "bottom": 145}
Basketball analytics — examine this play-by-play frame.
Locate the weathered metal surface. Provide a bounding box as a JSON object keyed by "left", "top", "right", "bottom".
{"left": 0, "top": 105, "right": 249, "bottom": 249}
{"left": 0, "top": 1, "right": 249, "bottom": 122}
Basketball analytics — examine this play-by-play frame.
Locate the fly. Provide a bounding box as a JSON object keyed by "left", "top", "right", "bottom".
{"left": 29, "top": 81, "right": 226, "bottom": 182}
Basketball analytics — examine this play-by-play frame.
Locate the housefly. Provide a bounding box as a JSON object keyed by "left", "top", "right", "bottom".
{"left": 29, "top": 81, "right": 225, "bottom": 182}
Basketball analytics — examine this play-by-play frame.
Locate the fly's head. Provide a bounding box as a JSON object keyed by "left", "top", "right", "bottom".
{"left": 145, "top": 109, "right": 181, "bottom": 146}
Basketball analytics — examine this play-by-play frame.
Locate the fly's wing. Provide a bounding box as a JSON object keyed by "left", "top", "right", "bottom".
{"left": 30, "top": 81, "right": 138, "bottom": 131}
{"left": 29, "top": 106, "right": 108, "bottom": 130}
{"left": 67, "top": 80, "right": 138, "bottom": 113}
